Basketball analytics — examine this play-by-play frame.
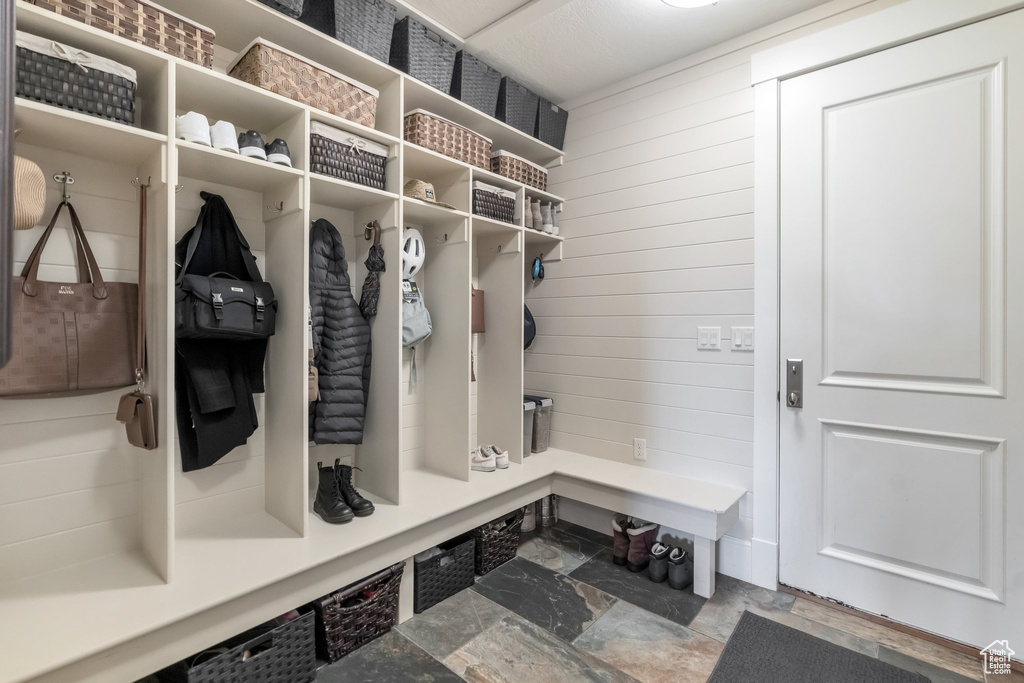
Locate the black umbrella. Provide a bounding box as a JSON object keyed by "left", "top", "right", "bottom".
{"left": 359, "top": 221, "right": 385, "bottom": 319}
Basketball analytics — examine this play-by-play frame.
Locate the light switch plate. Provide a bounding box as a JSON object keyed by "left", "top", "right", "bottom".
{"left": 697, "top": 326, "right": 721, "bottom": 350}
{"left": 732, "top": 327, "right": 754, "bottom": 351}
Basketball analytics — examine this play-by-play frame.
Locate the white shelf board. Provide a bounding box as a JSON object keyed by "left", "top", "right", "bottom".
{"left": 403, "top": 142, "right": 472, "bottom": 180}
{"left": 471, "top": 215, "right": 522, "bottom": 237}
{"left": 176, "top": 140, "right": 303, "bottom": 193}
{"left": 404, "top": 78, "right": 564, "bottom": 167}
{"left": 175, "top": 61, "right": 306, "bottom": 134}
{"left": 14, "top": 99, "right": 166, "bottom": 166}
{"left": 523, "top": 227, "right": 564, "bottom": 247}
{"left": 310, "top": 173, "right": 398, "bottom": 211}
{"left": 473, "top": 167, "right": 565, "bottom": 204}
{"left": 403, "top": 197, "right": 468, "bottom": 228}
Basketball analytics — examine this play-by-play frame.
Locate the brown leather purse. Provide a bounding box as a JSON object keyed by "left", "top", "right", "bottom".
{"left": 0, "top": 199, "right": 137, "bottom": 397}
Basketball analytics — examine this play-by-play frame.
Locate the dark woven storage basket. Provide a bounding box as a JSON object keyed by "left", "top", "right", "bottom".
{"left": 414, "top": 533, "right": 475, "bottom": 614}
{"left": 257, "top": 0, "right": 303, "bottom": 18}
{"left": 473, "top": 188, "right": 516, "bottom": 224}
{"left": 310, "top": 122, "right": 389, "bottom": 190}
{"left": 314, "top": 561, "right": 405, "bottom": 662}
{"left": 450, "top": 51, "right": 501, "bottom": 116}
{"left": 299, "top": 0, "right": 396, "bottom": 63}
{"left": 474, "top": 508, "right": 526, "bottom": 575}
{"left": 389, "top": 16, "right": 457, "bottom": 91}
{"left": 157, "top": 610, "right": 317, "bottom": 683}
{"left": 496, "top": 77, "right": 539, "bottom": 136}
{"left": 30, "top": 0, "right": 215, "bottom": 68}
{"left": 537, "top": 97, "right": 569, "bottom": 150}
{"left": 16, "top": 34, "right": 136, "bottom": 125}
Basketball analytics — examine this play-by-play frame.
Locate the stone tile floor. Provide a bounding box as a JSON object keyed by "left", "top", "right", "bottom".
{"left": 316, "top": 521, "right": 1019, "bottom": 682}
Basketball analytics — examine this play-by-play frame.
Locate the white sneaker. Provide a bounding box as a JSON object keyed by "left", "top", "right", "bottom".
{"left": 176, "top": 111, "right": 211, "bottom": 146}
{"left": 210, "top": 120, "right": 239, "bottom": 153}
{"left": 471, "top": 446, "right": 496, "bottom": 472}
{"left": 483, "top": 445, "right": 509, "bottom": 469}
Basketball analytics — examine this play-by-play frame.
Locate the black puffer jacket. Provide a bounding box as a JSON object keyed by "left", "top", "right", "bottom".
{"left": 309, "top": 219, "right": 371, "bottom": 444}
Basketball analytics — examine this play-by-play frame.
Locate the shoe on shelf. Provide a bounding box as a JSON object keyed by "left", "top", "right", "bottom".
{"left": 483, "top": 445, "right": 509, "bottom": 469}
{"left": 210, "top": 120, "right": 239, "bottom": 153}
{"left": 335, "top": 460, "right": 375, "bottom": 517}
{"left": 471, "top": 446, "right": 496, "bottom": 472}
{"left": 238, "top": 130, "right": 267, "bottom": 160}
{"left": 531, "top": 199, "right": 543, "bottom": 230}
{"left": 524, "top": 197, "right": 534, "bottom": 229}
{"left": 648, "top": 542, "right": 671, "bottom": 583}
{"left": 668, "top": 547, "right": 693, "bottom": 590}
{"left": 540, "top": 203, "right": 555, "bottom": 234}
{"left": 611, "top": 514, "right": 631, "bottom": 566}
{"left": 626, "top": 519, "right": 659, "bottom": 573}
{"left": 176, "top": 111, "right": 211, "bottom": 146}
{"left": 265, "top": 138, "right": 292, "bottom": 167}
{"left": 552, "top": 203, "right": 561, "bottom": 236}
{"left": 313, "top": 461, "right": 354, "bottom": 524}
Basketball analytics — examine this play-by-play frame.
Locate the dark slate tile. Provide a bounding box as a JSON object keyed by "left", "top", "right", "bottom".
{"left": 315, "top": 631, "right": 462, "bottom": 683}
{"left": 395, "top": 588, "right": 513, "bottom": 660}
{"left": 473, "top": 556, "right": 617, "bottom": 641}
{"left": 878, "top": 647, "right": 980, "bottom": 683}
{"left": 569, "top": 548, "right": 706, "bottom": 627}
{"left": 559, "top": 523, "right": 614, "bottom": 549}
{"left": 444, "top": 615, "right": 639, "bottom": 683}
{"left": 518, "top": 525, "right": 607, "bottom": 574}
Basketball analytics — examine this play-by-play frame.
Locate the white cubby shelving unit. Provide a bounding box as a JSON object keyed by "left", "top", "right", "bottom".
{"left": 1, "top": 2, "right": 564, "bottom": 681}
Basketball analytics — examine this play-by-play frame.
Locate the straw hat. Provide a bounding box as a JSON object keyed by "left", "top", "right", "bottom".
{"left": 403, "top": 179, "right": 457, "bottom": 210}
{"left": 14, "top": 155, "right": 46, "bottom": 231}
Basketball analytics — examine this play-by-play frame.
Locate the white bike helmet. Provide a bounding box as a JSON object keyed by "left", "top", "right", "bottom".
{"left": 402, "top": 227, "right": 425, "bottom": 279}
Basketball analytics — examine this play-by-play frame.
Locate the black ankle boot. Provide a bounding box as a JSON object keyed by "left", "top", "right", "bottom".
{"left": 335, "top": 460, "right": 375, "bottom": 517}
{"left": 313, "top": 461, "right": 354, "bottom": 524}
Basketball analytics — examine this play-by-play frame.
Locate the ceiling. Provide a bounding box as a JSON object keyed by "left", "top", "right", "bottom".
{"left": 403, "top": 0, "right": 833, "bottom": 104}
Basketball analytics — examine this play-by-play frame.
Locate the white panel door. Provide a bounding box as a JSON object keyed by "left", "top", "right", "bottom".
{"left": 779, "top": 10, "right": 1023, "bottom": 650}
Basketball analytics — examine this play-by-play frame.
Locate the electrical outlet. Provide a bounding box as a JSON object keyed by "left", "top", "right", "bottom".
{"left": 633, "top": 438, "right": 647, "bottom": 462}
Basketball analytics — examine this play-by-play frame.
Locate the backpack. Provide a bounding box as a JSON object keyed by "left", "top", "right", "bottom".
{"left": 524, "top": 304, "right": 536, "bottom": 350}
{"left": 402, "top": 280, "right": 432, "bottom": 347}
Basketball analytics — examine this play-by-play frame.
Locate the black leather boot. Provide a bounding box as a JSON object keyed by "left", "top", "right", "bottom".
{"left": 313, "top": 461, "right": 354, "bottom": 524}
{"left": 336, "top": 460, "right": 375, "bottom": 517}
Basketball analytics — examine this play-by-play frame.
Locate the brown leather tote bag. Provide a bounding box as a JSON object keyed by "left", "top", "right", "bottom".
{"left": 0, "top": 200, "right": 137, "bottom": 397}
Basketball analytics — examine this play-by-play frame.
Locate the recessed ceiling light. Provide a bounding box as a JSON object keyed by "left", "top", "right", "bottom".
{"left": 662, "top": 0, "right": 717, "bottom": 7}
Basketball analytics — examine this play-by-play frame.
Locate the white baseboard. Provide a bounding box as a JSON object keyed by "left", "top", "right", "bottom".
{"left": 557, "top": 498, "right": 753, "bottom": 584}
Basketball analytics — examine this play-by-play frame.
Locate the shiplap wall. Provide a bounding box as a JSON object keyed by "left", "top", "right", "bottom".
{"left": 527, "top": 0, "right": 893, "bottom": 576}
{"left": 0, "top": 144, "right": 143, "bottom": 582}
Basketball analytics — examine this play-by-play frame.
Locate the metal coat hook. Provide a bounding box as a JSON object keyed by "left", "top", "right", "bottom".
{"left": 54, "top": 171, "right": 75, "bottom": 202}
{"left": 174, "top": 185, "right": 184, "bottom": 193}
{"left": 435, "top": 233, "right": 448, "bottom": 243}
{"left": 131, "top": 176, "right": 152, "bottom": 189}
{"left": 364, "top": 220, "right": 381, "bottom": 245}
{"left": 266, "top": 201, "right": 284, "bottom": 213}
{"left": 491, "top": 244, "right": 502, "bottom": 254}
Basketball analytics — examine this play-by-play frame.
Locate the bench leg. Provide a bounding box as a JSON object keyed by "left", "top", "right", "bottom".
{"left": 398, "top": 556, "right": 415, "bottom": 624}
{"left": 693, "top": 536, "right": 716, "bottom": 599}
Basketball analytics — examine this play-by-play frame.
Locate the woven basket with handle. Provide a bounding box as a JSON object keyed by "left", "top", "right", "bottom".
{"left": 473, "top": 507, "right": 526, "bottom": 575}
{"left": 30, "top": 0, "right": 215, "bottom": 68}
{"left": 314, "top": 561, "right": 405, "bottom": 662}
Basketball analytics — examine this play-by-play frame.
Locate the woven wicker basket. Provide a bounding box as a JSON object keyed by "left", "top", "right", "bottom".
{"left": 389, "top": 16, "right": 457, "bottom": 91}
{"left": 473, "top": 181, "right": 516, "bottom": 224}
{"left": 405, "top": 109, "right": 491, "bottom": 169}
{"left": 474, "top": 508, "right": 526, "bottom": 575}
{"left": 16, "top": 31, "right": 137, "bottom": 125}
{"left": 310, "top": 121, "right": 389, "bottom": 190}
{"left": 29, "top": 0, "right": 215, "bottom": 68}
{"left": 229, "top": 38, "right": 379, "bottom": 127}
{"left": 314, "top": 561, "right": 405, "bottom": 662}
{"left": 491, "top": 150, "right": 547, "bottom": 192}
{"left": 497, "top": 77, "right": 539, "bottom": 136}
{"left": 413, "top": 534, "right": 475, "bottom": 614}
{"left": 450, "top": 51, "right": 501, "bottom": 116}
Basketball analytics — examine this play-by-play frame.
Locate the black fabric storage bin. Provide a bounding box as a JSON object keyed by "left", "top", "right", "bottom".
{"left": 156, "top": 611, "right": 317, "bottom": 683}
{"left": 496, "top": 77, "right": 539, "bottom": 136}
{"left": 15, "top": 31, "right": 137, "bottom": 125}
{"left": 450, "top": 50, "right": 501, "bottom": 116}
{"left": 536, "top": 97, "right": 568, "bottom": 150}
{"left": 389, "top": 16, "right": 457, "bottom": 91}
{"left": 314, "top": 561, "right": 405, "bottom": 662}
{"left": 298, "top": 0, "right": 396, "bottom": 63}
{"left": 414, "top": 533, "right": 475, "bottom": 613}
{"left": 474, "top": 508, "right": 526, "bottom": 575}
{"left": 310, "top": 121, "right": 389, "bottom": 190}
{"left": 257, "top": 0, "right": 303, "bottom": 18}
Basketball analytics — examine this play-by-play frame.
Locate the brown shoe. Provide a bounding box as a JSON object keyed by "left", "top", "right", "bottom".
{"left": 626, "top": 519, "right": 659, "bottom": 572}
{"left": 612, "top": 514, "right": 630, "bottom": 566}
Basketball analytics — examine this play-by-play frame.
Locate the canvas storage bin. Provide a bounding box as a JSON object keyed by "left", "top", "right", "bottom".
{"left": 310, "top": 121, "right": 389, "bottom": 190}
{"left": 413, "top": 534, "right": 475, "bottom": 613}
{"left": 229, "top": 38, "right": 379, "bottom": 127}
{"left": 15, "top": 31, "right": 137, "bottom": 125}
{"left": 472, "top": 181, "right": 516, "bottom": 224}
{"left": 490, "top": 150, "right": 547, "bottom": 192}
{"left": 314, "top": 561, "right": 405, "bottom": 662}
{"left": 29, "top": 0, "right": 215, "bottom": 68}
{"left": 404, "top": 109, "right": 492, "bottom": 169}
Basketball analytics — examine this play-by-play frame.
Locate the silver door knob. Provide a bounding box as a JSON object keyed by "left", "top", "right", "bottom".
{"left": 788, "top": 392, "right": 799, "bottom": 407}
